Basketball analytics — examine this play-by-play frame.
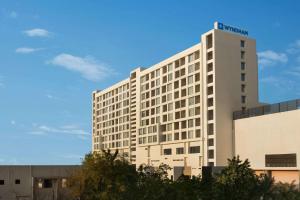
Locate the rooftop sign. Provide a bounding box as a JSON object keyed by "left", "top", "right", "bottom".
{"left": 214, "top": 22, "right": 248, "bottom": 36}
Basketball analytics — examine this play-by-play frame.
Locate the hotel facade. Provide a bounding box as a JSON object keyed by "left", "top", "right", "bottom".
{"left": 92, "top": 22, "right": 300, "bottom": 181}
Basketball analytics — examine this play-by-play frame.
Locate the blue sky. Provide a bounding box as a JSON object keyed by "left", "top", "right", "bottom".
{"left": 0, "top": 0, "right": 299, "bottom": 165}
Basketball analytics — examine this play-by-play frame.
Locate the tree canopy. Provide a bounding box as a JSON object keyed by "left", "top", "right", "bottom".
{"left": 67, "top": 151, "right": 300, "bottom": 200}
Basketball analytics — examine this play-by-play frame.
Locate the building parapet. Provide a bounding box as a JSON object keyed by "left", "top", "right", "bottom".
{"left": 233, "top": 99, "right": 300, "bottom": 120}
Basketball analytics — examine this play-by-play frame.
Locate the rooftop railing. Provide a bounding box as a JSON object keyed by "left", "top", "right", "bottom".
{"left": 233, "top": 99, "right": 300, "bottom": 120}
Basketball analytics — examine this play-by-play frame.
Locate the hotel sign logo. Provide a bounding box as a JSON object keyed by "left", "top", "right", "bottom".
{"left": 214, "top": 22, "right": 248, "bottom": 36}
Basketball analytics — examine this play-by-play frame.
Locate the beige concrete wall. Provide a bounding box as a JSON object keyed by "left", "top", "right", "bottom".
{"left": 0, "top": 166, "right": 32, "bottom": 200}
{"left": 235, "top": 110, "right": 300, "bottom": 170}
{"left": 0, "top": 165, "right": 78, "bottom": 200}
{"left": 204, "top": 29, "right": 259, "bottom": 166}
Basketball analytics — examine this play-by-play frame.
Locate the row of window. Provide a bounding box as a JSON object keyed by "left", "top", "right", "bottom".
{"left": 163, "top": 146, "right": 200, "bottom": 155}
{"left": 0, "top": 179, "right": 20, "bottom": 185}
{"left": 141, "top": 96, "right": 201, "bottom": 117}
{"left": 141, "top": 64, "right": 200, "bottom": 92}
{"left": 138, "top": 135, "right": 158, "bottom": 144}
{"left": 102, "top": 140, "right": 130, "bottom": 148}
{"left": 95, "top": 83, "right": 130, "bottom": 102}
{"left": 140, "top": 106, "right": 201, "bottom": 127}
{"left": 161, "top": 129, "right": 201, "bottom": 142}
{"left": 205, "top": 34, "right": 215, "bottom": 163}
{"left": 140, "top": 50, "right": 200, "bottom": 84}
{"left": 240, "top": 40, "right": 247, "bottom": 108}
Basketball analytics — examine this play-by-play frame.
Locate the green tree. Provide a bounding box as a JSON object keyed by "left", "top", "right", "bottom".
{"left": 68, "top": 150, "right": 138, "bottom": 200}
{"left": 266, "top": 182, "right": 300, "bottom": 200}
{"left": 136, "top": 164, "right": 175, "bottom": 200}
{"left": 213, "top": 156, "right": 263, "bottom": 200}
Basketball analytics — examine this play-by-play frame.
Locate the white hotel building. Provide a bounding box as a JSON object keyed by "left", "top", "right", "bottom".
{"left": 92, "top": 22, "right": 300, "bottom": 181}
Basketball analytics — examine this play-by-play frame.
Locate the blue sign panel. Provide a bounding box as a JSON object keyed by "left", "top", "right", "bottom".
{"left": 216, "top": 22, "right": 248, "bottom": 36}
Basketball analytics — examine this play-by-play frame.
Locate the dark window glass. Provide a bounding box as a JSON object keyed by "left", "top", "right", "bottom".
{"left": 241, "top": 73, "right": 246, "bottom": 81}
{"left": 241, "top": 62, "right": 245, "bottom": 70}
{"left": 15, "top": 179, "right": 20, "bottom": 184}
{"left": 176, "top": 147, "right": 184, "bottom": 154}
{"left": 189, "top": 146, "right": 200, "bottom": 154}
{"left": 265, "top": 154, "right": 296, "bottom": 167}
{"left": 241, "top": 40, "right": 245, "bottom": 47}
{"left": 164, "top": 148, "right": 172, "bottom": 155}
{"left": 43, "top": 179, "right": 53, "bottom": 188}
{"left": 0, "top": 180, "right": 4, "bottom": 185}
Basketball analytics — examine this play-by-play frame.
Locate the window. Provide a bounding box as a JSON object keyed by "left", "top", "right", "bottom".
{"left": 188, "top": 130, "right": 194, "bottom": 139}
{"left": 208, "top": 139, "right": 214, "bottom": 146}
{"left": 188, "top": 119, "right": 194, "bottom": 128}
{"left": 241, "top": 73, "right": 246, "bottom": 81}
{"left": 208, "top": 110, "right": 214, "bottom": 120}
{"left": 62, "top": 178, "right": 67, "bottom": 188}
{"left": 241, "top": 84, "right": 246, "bottom": 93}
{"left": 167, "top": 134, "right": 172, "bottom": 141}
{"left": 164, "top": 148, "right": 172, "bottom": 155}
{"left": 174, "top": 132, "right": 179, "bottom": 140}
{"left": 43, "top": 179, "right": 53, "bottom": 188}
{"left": 188, "top": 76, "right": 193, "bottom": 84}
{"left": 188, "top": 87, "right": 193, "bottom": 95}
{"left": 241, "top": 96, "right": 246, "bottom": 104}
{"left": 189, "top": 146, "right": 200, "bottom": 154}
{"left": 188, "top": 54, "right": 194, "bottom": 63}
{"left": 188, "top": 65, "right": 194, "bottom": 73}
{"left": 176, "top": 147, "right": 184, "bottom": 154}
{"left": 241, "top": 51, "right": 245, "bottom": 59}
{"left": 168, "top": 73, "right": 173, "bottom": 81}
{"left": 15, "top": 179, "right": 20, "bottom": 184}
{"left": 195, "top": 129, "right": 201, "bottom": 138}
{"left": 188, "top": 97, "right": 194, "bottom": 106}
{"left": 265, "top": 154, "right": 296, "bottom": 167}
{"left": 156, "top": 69, "right": 160, "bottom": 77}
{"left": 153, "top": 135, "right": 157, "bottom": 142}
{"left": 207, "top": 124, "right": 214, "bottom": 135}
{"left": 207, "top": 51, "right": 213, "bottom": 60}
{"left": 168, "top": 63, "right": 173, "bottom": 72}
{"left": 241, "top": 62, "right": 245, "bottom": 70}
{"left": 208, "top": 150, "right": 214, "bottom": 158}
{"left": 207, "top": 63, "right": 213, "bottom": 72}
{"left": 188, "top": 108, "right": 194, "bottom": 117}
{"left": 240, "top": 40, "right": 245, "bottom": 48}
{"left": 181, "top": 132, "right": 187, "bottom": 139}
{"left": 206, "top": 34, "right": 213, "bottom": 49}
{"left": 0, "top": 180, "right": 4, "bottom": 185}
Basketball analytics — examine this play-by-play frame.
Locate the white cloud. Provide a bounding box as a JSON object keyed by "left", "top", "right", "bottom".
{"left": 39, "top": 125, "right": 90, "bottom": 136}
{"left": 11, "top": 120, "right": 16, "bottom": 125}
{"left": 23, "top": 28, "right": 50, "bottom": 37}
{"left": 258, "top": 50, "right": 288, "bottom": 67}
{"left": 16, "top": 47, "right": 43, "bottom": 54}
{"left": 260, "top": 76, "right": 296, "bottom": 91}
{"left": 49, "top": 53, "right": 114, "bottom": 81}
{"left": 46, "top": 94, "right": 54, "bottom": 99}
{"left": 45, "top": 94, "right": 61, "bottom": 100}
{"left": 9, "top": 11, "right": 18, "bottom": 18}
{"left": 286, "top": 67, "right": 300, "bottom": 77}
{"left": 287, "top": 40, "right": 300, "bottom": 54}
{"left": 28, "top": 131, "right": 48, "bottom": 136}
{"left": 29, "top": 124, "right": 90, "bottom": 140}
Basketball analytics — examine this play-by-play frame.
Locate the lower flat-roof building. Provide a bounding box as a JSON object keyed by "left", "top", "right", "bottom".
{"left": 234, "top": 99, "right": 300, "bottom": 184}
{"left": 0, "top": 165, "right": 78, "bottom": 200}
